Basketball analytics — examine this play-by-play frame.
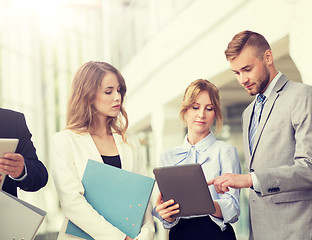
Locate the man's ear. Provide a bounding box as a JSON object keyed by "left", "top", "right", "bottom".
{"left": 264, "top": 49, "right": 273, "bottom": 66}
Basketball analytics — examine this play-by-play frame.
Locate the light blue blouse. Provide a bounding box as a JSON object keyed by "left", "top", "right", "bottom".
{"left": 153, "top": 132, "right": 241, "bottom": 231}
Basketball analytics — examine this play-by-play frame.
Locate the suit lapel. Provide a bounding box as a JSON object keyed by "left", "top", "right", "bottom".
{"left": 250, "top": 91, "right": 278, "bottom": 157}
{"left": 244, "top": 102, "right": 254, "bottom": 164}
{"left": 81, "top": 133, "right": 104, "bottom": 164}
{"left": 113, "top": 133, "right": 133, "bottom": 171}
{"left": 249, "top": 75, "right": 289, "bottom": 168}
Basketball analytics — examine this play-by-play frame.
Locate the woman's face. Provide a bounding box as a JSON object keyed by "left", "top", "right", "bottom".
{"left": 185, "top": 91, "right": 215, "bottom": 137}
{"left": 93, "top": 72, "right": 121, "bottom": 119}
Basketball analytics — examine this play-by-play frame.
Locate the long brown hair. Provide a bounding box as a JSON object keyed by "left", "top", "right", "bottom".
{"left": 180, "top": 79, "right": 223, "bottom": 134}
{"left": 66, "top": 61, "right": 128, "bottom": 141}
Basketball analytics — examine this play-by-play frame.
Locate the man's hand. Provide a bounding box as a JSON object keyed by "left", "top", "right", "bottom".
{"left": 207, "top": 173, "right": 253, "bottom": 194}
{"left": 0, "top": 153, "right": 25, "bottom": 179}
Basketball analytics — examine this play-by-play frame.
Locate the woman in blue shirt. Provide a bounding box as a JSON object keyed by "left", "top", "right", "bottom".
{"left": 154, "top": 79, "right": 241, "bottom": 240}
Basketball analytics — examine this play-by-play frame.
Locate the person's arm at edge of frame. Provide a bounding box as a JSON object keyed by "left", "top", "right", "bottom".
{"left": 11, "top": 112, "right": 48, "bottom": 191}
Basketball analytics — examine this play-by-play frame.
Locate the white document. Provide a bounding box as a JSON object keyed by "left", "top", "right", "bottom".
{"left": 0, "top": 191, "right": 47, "bottom": 240}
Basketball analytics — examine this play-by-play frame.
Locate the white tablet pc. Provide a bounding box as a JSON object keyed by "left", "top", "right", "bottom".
{"left": 0, "top": 138, "right": 19, "bottom": 157}
{"left": 153, "top": 163, "right": 216, "bottom": 218}
{"left": 0, "top": 138, "right": 19, "bottom": 189}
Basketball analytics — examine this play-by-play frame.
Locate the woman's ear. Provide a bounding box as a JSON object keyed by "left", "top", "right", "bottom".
{"left": 90, "top": 96, "right": 95, "bottom": 105}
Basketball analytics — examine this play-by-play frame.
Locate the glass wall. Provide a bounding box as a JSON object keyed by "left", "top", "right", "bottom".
{"left": 0, "top": 0, "right": 197, "bottom": 238}
{"left": 0, "top": 0, "right": 106, "bottom": 235}
{"left": 110, "top": 0, "right": 195, "bottom": 68}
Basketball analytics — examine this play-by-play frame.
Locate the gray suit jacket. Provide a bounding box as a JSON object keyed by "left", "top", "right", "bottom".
{"left": 242, "top": 74, "right": 312, "bottom": 240}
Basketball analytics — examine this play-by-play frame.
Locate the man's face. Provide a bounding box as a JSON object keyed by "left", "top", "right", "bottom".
{"left": 229, "top": 46, "right": 271, "bottom": 96}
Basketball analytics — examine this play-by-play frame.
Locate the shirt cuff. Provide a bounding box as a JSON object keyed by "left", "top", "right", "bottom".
{"left": 152, "top": 206, "right": 180, "bottom": 229}
{"left": 162, "top": 217, "right": 180, "bottom": 229}
{"left": 9, "top": 164, "right": 27, "bottom": 181}
{"left": 209, "top": 215, "right": 227, "bottom": 231}
{"left": 214, "top": 198, "right": 239, "bottom": 224}
{"left": 250, "top": 172, "right": 261, "bottom": 193}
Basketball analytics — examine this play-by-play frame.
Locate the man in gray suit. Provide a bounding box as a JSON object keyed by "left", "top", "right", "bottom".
{"left": 208, "top": 30, "right": 312, "bottom": 240}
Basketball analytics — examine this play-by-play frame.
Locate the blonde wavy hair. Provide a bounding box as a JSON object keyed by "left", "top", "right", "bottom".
{"left": 66, "top": 61, "right": 128, "bottom": 141}
{"left": 180, "top": 79, "right": 223, "bottom": 134}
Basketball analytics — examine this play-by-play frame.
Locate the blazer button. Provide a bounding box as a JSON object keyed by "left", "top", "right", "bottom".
{"left": 268, "top": 187, "right": 280, "bottom": 192}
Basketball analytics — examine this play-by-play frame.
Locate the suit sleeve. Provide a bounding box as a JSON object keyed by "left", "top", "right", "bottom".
{"left": 15, "top": 113, "right": 48, "bottom": 191}
{"left": 255, "top": 86, "right": 312, "bottom": 196}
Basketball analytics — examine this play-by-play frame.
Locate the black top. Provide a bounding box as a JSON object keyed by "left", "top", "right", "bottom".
{"left": 101, "top": 155, "right": 122, "bottom": 169}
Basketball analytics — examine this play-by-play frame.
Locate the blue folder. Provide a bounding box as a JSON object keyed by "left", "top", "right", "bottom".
{"left": 65, "top": 159, "right": 155, "bottom": 240}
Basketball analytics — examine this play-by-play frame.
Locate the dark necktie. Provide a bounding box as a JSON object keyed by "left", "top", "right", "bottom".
{"left": 249, "top": 94, "right": 266, "bottom": 154}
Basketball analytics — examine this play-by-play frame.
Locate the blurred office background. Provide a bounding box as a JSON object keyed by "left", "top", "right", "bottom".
{"left": 0, "top": 0, "right": 311, "bottom": 239}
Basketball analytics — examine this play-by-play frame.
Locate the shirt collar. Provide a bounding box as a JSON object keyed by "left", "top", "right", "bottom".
{"left": 182, "top": 131, "right": 216, "bottom": 152}
{"left": 170, "top": 132, "right": 216, "bottom": 166}
{"left": 261, "top": 71, "right": 282, "bottom": 99}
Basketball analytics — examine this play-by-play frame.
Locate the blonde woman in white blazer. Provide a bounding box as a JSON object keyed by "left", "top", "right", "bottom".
{"left": 51, "top": 61, "right": 155, "bottom": 240}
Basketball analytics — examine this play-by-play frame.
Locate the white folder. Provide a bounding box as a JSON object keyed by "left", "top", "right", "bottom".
{"left": 0, "top": 190, "right": 47, "bottom": 240}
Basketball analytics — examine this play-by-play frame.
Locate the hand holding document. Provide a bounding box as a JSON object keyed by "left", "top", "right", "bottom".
{"left": 0, "top": 138, "right": 47, "bottom": 240}
{"left": 0, "top": 138, "right": 19, "bottom": 189}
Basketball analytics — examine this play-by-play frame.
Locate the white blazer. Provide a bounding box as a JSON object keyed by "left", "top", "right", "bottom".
{"left": 51, "top": 130, "right": 155, "bottom": 240}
